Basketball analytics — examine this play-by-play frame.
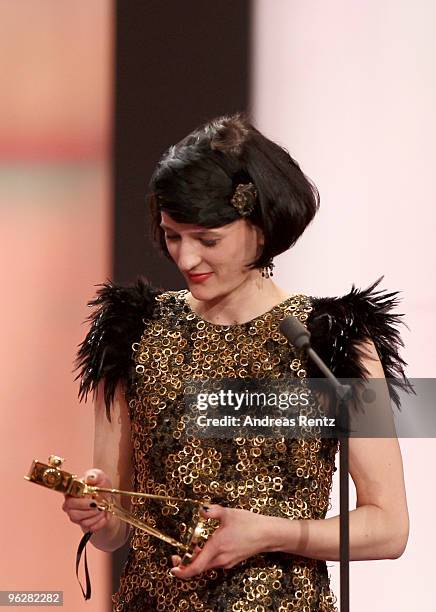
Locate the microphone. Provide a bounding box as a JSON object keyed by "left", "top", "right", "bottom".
{"left": 279, "top": 316, "right": 350, "bottom": 400}
{"left": 280, "top": 314, "right": 351, "bottom": 610}
{"left": 279, "top": 316, "right": 310, "bottom": 350}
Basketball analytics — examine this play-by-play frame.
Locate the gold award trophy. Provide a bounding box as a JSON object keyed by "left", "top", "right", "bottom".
{"left": 25, "top": 455, "right": 209, "bottom": 565}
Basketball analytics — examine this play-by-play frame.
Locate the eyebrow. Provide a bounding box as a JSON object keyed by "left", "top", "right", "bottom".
{"left": 160, "top": 224, "right": 221, "bottom": 236}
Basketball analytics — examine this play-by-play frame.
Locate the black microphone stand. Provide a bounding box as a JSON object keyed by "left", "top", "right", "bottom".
{"left": 279, "top": 318, "right": 351, "bottom": 612}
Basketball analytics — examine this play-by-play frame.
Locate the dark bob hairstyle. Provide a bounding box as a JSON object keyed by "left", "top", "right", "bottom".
{"left": 148, "top": 114, "right": 319, "bottom": 269}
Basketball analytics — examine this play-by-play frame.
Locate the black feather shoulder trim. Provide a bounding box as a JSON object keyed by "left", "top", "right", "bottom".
{"left": 75, "top": 279, "right": 161, "bottom": 417}
{"left": 307, "top": 278, "right": 413, "bottom": 408}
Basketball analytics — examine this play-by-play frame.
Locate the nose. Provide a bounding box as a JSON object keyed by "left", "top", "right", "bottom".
{"left": 175, "top": 238, "right": 202, "bottom": 272}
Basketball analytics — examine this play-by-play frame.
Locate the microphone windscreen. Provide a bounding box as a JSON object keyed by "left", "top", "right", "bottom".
{"left": 279, "top": 316, "right": 311, "bottom": 349}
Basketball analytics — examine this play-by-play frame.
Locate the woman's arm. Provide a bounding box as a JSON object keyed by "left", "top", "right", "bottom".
{"left": 171, "top": 340, "right": 409, "bottom": 577}
{"left": 264, "top": 439, "right": 408, "bottom": 561}
{"left": 62, "top": 382, "right": 134, "bottom": 552}
{"left": 89, "top": 382, "right": 134, "bottom": 551}
{"left": 265, "top": 340, "right": 409, "bottom": 561}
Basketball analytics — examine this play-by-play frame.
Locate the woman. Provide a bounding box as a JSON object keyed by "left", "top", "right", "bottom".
{"left": 64, "top": 114, "right": 410, "bottom": 611}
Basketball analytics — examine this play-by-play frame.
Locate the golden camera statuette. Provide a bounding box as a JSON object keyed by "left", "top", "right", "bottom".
{"left": 25, "top": 455, "right": 209, "bottom": 565}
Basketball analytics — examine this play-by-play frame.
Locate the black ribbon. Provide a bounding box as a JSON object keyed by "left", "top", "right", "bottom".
{"left": 76, "top": 531, "right": 92, "bottom": 600}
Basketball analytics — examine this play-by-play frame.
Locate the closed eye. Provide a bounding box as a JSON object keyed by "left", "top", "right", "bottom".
{"left": 165, "top": 234, "right": 218, "bottom": 248}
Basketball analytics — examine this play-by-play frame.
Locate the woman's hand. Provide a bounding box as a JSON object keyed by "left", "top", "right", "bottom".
{"left": 170, "top": 505, "right": 279, "bottom": 579}
{"left": 62, "top": 469, "right": 112, "bottom": 534}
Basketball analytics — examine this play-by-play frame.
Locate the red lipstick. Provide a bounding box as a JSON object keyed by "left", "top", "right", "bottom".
{"left": 187, "top": 272, "right": 213, "bottom": 283}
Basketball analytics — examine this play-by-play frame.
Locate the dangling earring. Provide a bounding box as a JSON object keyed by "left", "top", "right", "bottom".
{"left": 260, "top": 258, "right": 275, "bottom": 279}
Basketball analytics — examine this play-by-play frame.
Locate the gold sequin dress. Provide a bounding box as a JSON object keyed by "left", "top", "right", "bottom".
{"left": 111, "top": 290, "right": 338, "bottom": 612}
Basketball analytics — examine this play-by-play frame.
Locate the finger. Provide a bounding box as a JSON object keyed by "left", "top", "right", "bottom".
{"left": 199, "top": 504, "right": 226, "bottom": 521}
{"left": 81, "top": 514, "right": 108, "bottom": 534}
{"left": 63, "top": 498, "right": 100, "bottom": 512}
{"left": 84, "top": 469, "right": 106, "bottom": 485}
{"left": 63, "top": 499, "right": 103, "bottom": 519}
{"left": 63, "top": 496, "right": 100, "bottom": 511}
{"left": 80, "top": 512, "right": 108, "bottom": 531}
{"left": 178, "top": 545, "right": 202, "bottom": 566}
{"left": 170, "top": 542, "right": 216, "bottom": 579}
{"left": 66, "top": 508, "right": 101, "bottom": 523}
{"left": 171, "top": 555, "right": 182, "bottom": 567}
{"left": 190, "top": 545, "right": 202, "bottom": 560}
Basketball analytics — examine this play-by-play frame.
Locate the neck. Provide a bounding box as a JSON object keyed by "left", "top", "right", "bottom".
{"left": 187, "top": 275, "right": 292, "bottom": 325}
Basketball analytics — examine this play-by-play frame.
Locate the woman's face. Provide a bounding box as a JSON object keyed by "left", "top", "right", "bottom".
{"left": 160, "top": 211, "right": 264, "bottom": 301}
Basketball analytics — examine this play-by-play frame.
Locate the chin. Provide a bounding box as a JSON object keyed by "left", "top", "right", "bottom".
{"left": 188, "top": 285, "right": 214, "bottom": 300}
{"left": 187, "top": 281, "right": 225, "bottom": 302}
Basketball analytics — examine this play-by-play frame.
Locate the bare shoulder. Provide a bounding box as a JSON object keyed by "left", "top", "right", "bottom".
{"left": 355, "top": 338, "right": 386, "bottom": 377}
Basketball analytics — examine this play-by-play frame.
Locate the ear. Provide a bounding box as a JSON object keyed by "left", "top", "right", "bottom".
{"left": 254, "top": 224, "right": 265, "bottom": 253}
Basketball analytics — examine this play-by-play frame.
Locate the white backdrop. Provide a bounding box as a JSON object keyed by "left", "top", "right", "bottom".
{"left": 252, "top": 1, "right": 436, "bottom": 609}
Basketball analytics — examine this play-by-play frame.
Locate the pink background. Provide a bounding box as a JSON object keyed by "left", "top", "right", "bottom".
{"left": 0, "top": 2, "right": 112, "bottom": 610}
{"left": 252, "top": 0, "right": 436, "bottom": 609}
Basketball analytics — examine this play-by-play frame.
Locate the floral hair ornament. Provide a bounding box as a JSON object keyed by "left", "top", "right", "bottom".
{"left": 230, "top": 182, "right": 257, "bottom": 217}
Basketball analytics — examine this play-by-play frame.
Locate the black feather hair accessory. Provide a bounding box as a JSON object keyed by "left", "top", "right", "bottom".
{"left": 307, "top": 277, "right": 414, "bottom": 408}
{"left": 75, "top": 279, "right": 161, "bottom": 419}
